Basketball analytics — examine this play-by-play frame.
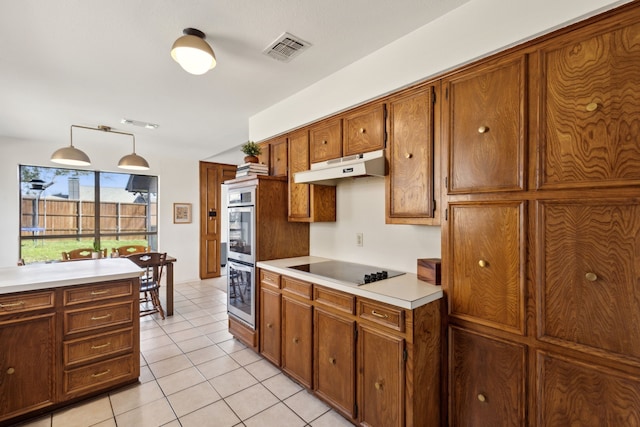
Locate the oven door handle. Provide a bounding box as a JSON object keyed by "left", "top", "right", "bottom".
{"left": 228, "top": 260, "right": 254, "bottom": 273}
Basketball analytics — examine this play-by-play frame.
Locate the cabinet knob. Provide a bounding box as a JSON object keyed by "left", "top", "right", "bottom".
{"left": 6, "top": 367, "right": 15, "bottom": 375}
{"left": 586, "top": 102, "right": 599, "bottom": 112}
{"left": 267, "top": 323, "right": 273, "bottom": 329}
{"left": 405, "top": 153, "right": 412, "bottom": 159}
{"left": 359, "top": 128, "right": 366, "bottom": 134}
{"left": 477, "top": 393, "right": 487, "bottom": 402}
{"left": 585, "top": 272, "right": 598, "bottom": 282}
{"left": 478, "top": 126, "right": 489, "bottom": 134}
{"left": 478, "top": 259, "right": 488, "bottom": 268}
{"left": 329, "top": 357, "right": 336, "bottom": 365}
{"left": 374, "top": 380, "right": 383, "bottom": 390}
{"left": 322, "top": 140, "right": 327, "bottom": 145}
{"left": 293, "top": 337, "right": 299, "bottom": 344}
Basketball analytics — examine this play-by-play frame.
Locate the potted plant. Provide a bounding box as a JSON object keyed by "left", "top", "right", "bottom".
{"left": 241, "top": 141, "right": 262, "bottom": 163}
{"left": 92, "top": 240, "right": 102, "bottom": 259}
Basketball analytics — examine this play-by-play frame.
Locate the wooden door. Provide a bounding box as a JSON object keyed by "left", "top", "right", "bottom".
{"left": 281, "top": 295, "right": 313, "bottom": 388}
{"left": 288, "top": 129, "right": 311, "bottom": 220}
{"left": 199, "top": 161, "right": 236, "bottom": 279}
{"left": 260, "top": 285, "right": 282, "bottom": 366}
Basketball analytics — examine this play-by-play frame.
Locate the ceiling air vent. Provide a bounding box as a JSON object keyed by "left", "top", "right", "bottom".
{"left": 262, "top": 32, "right": 311, "bottom": 62}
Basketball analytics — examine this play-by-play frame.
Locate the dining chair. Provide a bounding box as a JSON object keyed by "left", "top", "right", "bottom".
{"left": 62, "top": 248, "right": 107, "bottom": 260}
{"left": 115, "top": 245, "right": 150, "bottom": 257}
{"left": 125, "top": 252, "right": 167, "bottom": 319}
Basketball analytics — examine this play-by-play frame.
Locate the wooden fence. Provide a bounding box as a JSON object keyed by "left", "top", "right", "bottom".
{"left": 21, "top": 198, "right": 157, "bottom": 237}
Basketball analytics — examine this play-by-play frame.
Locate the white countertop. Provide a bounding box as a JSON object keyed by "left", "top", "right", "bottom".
{"left": 0, "top": 258, "right": 143, "bottom": 294}
{"left": 257, "top": 256, "right": 443, "bottom": 310}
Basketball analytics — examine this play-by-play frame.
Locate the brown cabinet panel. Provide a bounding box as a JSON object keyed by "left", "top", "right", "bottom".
{"left": 313, "top": 286, "right": 354, "bottom": 315}
{"left": 357, "top": 298, "right": 405, "bottom": 333}
{"left": 64, "top": 281, "right": 133, "bottom": 306}
{"left": 64, "top": 327, "right": 134, "bottom": 367}
{"left": 450, "top": 327, "right": 526, "bottom": 427}
{"left": 62, "top": 353, "right": 137, "bottom": 398}
{"left": 281, "top": 276, "right": 312, "bottom": 300}
{"left": 387, "top": 86, "right": 435, "bottom": 221}
{"left": 343, "top": 103, "right": 386, "bottom": 156}
{"left": 538, "top": 20, "right": 640, "bottom": 189}
{"left": 314, "top": 308, "right": 355, "bottom": 419}
{"left": 270, "top": 138, "right": 288, "bottom": 177}
{"left": 259, "top": 286, "right": 281, "bottom": 366}
{"left": 257, "top": 141, "right": 270, "bottom": 169}
{"left": 64, "top": 301, "right": 134, "bottom": 336}
{"left": 538, "top": 199, "right": 640, "bottom": 362}
{"left": 537, "top": 351, "right": 640, "bottom": 426}
{"left": 310, "top": 118, "right": 342, "bottom": 163}
{"left": 448, "top": 202, "right": 526, "bottom": 333}
{"left": 357, "top": 324, "right": 404, "bottom": 427}
{"left": 0, "top": 291, "right": 54, "bottom": 314}
{"left": 0, "top": 314, "right": 55, "bottom": 420}
{"left": 282, "top": 296, "right": 313, "bottom": 388}
{"left": 288, "top": 129, "right": 311, "bottom": 219}
{"left": 446, "top": 56, "right": 526, "bottom": 193}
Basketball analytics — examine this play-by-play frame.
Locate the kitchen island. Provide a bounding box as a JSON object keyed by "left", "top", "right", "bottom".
{"left": 0, "top": 258, "right": 142, "bottom": 426}
{"left": 256, "top": 256, "right": 443, "bottom": 427}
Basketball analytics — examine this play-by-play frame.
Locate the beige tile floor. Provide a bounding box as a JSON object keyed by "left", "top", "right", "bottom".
{"left": 17, "top": 277, "right": 353, "bottom": 427}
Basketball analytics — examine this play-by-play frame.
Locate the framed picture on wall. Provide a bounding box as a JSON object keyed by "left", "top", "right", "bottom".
{"left": 173, "top": 203, "right": 192, "bottom": 224}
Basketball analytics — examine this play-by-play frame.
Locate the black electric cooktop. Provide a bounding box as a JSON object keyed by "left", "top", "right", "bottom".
{"left": 289, "top": 260, "right": 405, "bottom": 286}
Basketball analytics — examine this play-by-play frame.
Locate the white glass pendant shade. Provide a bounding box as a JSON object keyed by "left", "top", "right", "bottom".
{"left": 118, "top": 153, "right": 150, "bottom": 170}
{"left": 171, "top": 29, "right": 216, "bottom": 75}
{"left": 50, "top": 145, "right": 91, "bottom": 166}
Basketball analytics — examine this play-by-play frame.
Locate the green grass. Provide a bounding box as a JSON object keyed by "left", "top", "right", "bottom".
{"left": 21, "top": 238, "right": 151, "bottom": 264}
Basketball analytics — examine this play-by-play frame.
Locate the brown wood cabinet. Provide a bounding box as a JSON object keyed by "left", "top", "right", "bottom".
{"left": 343, "top": 102, "right": 386, "bottom": 156}
{"left": 310, "top": 117, "right": 342, "bottom": 163}
{"left": 0, "top": 278, "right": 140, "bottom": 426}
{"left": 386, "top": 84, "right": 439, "bottom": 225}
{"left": 259, "top": 270, "right": 281, "bottom": 366}
{"left": 281, "top": 283, "right": 313, "bottom": 388}
{"left": 287, "top": 128, "right": 336, "bottom": 222}
{"left": 269, "top": 137, "right": 288, "bottom": 177}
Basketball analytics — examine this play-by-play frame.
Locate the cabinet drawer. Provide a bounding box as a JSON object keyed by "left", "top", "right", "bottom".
{"left": 63, "top": 353, "right": 137, "bottom": 397}
{"left": 64, "top": 301, "right": 134, "bottom": 336}
{"left": 0, "top": 291, "right": 54, "bottom": 315}
{"left": 282, "top": 276, "right": 313, "bottom": 300}
{"left": 64, "top": 281, "right": 134, "bottom": 306}
{"left": 64, "top": 327, "right": 134, "bottom": 367}
{"left": 358, "top": 299, "right": 405, "bottom": 333}
{"left": 260, "top": 270, "right": 281, "bottom": 289}
{"left": 314, "top": 286, "right": 354, "bottom": 315}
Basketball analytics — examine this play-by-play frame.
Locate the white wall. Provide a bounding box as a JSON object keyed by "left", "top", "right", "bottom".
{"left": 249, "top": 0, "right": 630, "bottom": 273}
{"left": 0, "top": 136, "right": 202, "bottom": 283}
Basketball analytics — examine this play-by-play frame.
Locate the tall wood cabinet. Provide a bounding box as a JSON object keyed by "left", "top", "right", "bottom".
{"left": 443, "top": 3, "right": 640, "bottom": 426}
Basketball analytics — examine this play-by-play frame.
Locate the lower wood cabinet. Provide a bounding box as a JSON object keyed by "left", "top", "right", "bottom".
{"left": 257, "top": 271, "right": 442, "bottom": 426}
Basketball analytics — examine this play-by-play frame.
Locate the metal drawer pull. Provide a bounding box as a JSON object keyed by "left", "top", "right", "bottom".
{"left": 586, "top": 102, "right": 599, "bottom": 112}
{"left": 91, "top": 342, "right": 112, "bottom": 350}
{"left": 91, "top": 314, "right": 112, "bottom": 321}
{"left": 91, "top": 369, "right": 111, "bottom": 378}
{"left": 477, "top": 393, "right": 487, "bottom": 402}
{"left": 371, "top": 310, "right": 389, "bottom": 319}
{"left": 478, "top": 126, "right": 489, "bottom": 134}
{"left": 6, "top": 367, "right": 15, "bottom": 375}
{"left": 90, "top": 290, "right": 109, "bottom": 296}
{"left": 585, "top": 272, "right": 598, "bottom": 282}
{"left": 478, "top": 259, "right": 488, "bottom": 268}
{"left": 329, "top": 357, "right": 336, "bottom": 365}
{"left": 0, "top": 301, "right": 25, "bottom": 308}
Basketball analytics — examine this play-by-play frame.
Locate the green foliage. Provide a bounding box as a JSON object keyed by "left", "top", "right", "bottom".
{"left": 240, "top": 141, "right": 262, "bottom": 156}
{"left": 20, "top": 238, "right": 150, "bottom": 264}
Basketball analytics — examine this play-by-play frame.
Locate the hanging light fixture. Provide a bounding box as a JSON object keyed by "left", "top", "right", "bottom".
{"left": 50, "top": 125, "right": 150, "bottom": 170}
{"left": 171, "top": 28, "right": 216, "bottom": 75}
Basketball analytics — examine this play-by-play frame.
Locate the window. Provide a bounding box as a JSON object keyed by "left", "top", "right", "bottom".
{"left": 20, "top": 165, "right": 158, "bottom": 263}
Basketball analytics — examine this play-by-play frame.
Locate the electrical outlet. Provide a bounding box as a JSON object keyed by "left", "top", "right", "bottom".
{"left": 356, "top": 232, "right": 363, "bottom": 247}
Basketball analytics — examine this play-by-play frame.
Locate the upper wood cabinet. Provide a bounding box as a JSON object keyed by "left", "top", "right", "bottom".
{"left": 444, "top": 55, "right": 526, "bottom": 194}
{"left": 269, "top": 137, "right": 288, "bottom": 177}
{"left": 257, "top": 141, "right": 270, "bottom": 169}
{"left": 342, "top": 102, "right": 386, "bottom": 156}
{"left": 310, "top": 117, "right": 342, "bottom": 163}
{"left": 386, "top": 84, "right": 439, "bottom": 225}
{"left": 288, "top": 128, "right": 336, "bottom": 222}
{"left": 536, "top": 17, "right": 640, "bottom": 190}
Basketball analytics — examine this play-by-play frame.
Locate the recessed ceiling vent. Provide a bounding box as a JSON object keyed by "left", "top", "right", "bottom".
{"left": 262, "top": 32, "right": 311, "bottom": 62}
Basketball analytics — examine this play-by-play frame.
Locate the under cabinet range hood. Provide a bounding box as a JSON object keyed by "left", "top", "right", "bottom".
{"left": 294, "top": 149, "right": 386, "bottom": 186}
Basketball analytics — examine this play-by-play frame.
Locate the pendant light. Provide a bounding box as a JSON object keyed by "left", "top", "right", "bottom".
{"left": 171, "top": 28, "right": 216, "bottom": 75}
{"left": 50, "top": 125, "right": 150, "bottom": 170}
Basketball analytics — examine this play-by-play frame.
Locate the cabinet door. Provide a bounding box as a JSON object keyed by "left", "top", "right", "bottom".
{"left": 314, "top": 308, "right": 355, "bottom": 419}
{"left": 538, "top": 199, "right": 640, "bottom": 363}
{"left": 537, "top": 351, "right": 640, "bottom": 426}
{"left": 450, "top": 326, "right": 526, "bottom": 427}
{"left": 448, "top": 201, "right": 526, "bottom": 334}
{"left": 387, "top": 86, "right": 435, "bottom": 223}
{"left": 281, "top": 296, "right": 313, "bottom": 388}
{"left": 269, "top": 137, "right": 288, "bottom": 177}
{"left": 343, "top": 103, "right": 386, "bottom": 156}
{"left": 0, "top": 314, "right": 55, "bottom": 421}
{"left": 357, "top": 324, "right": 404, "bottom": 427}
{"left": 445, "top": 55, "right": 526, "bottom": 194}
{"left": 257, "top": 141, "right": 270, "bottom": 169}
{"left": 260, "top": 286, "right": 281, "bottom": 366}
{"left": 288, "top": 129, "right": 311, "bottom": 220}
{"left": 538, "top": 19, "right": 640, "bottom": 189}
{"left": 310, "top": 118, "right": 342, "bottom": 163}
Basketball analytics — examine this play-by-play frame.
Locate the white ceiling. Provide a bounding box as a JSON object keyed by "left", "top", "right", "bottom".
{"left": 0, "top": 0, "right": 470, "bottom": 160}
